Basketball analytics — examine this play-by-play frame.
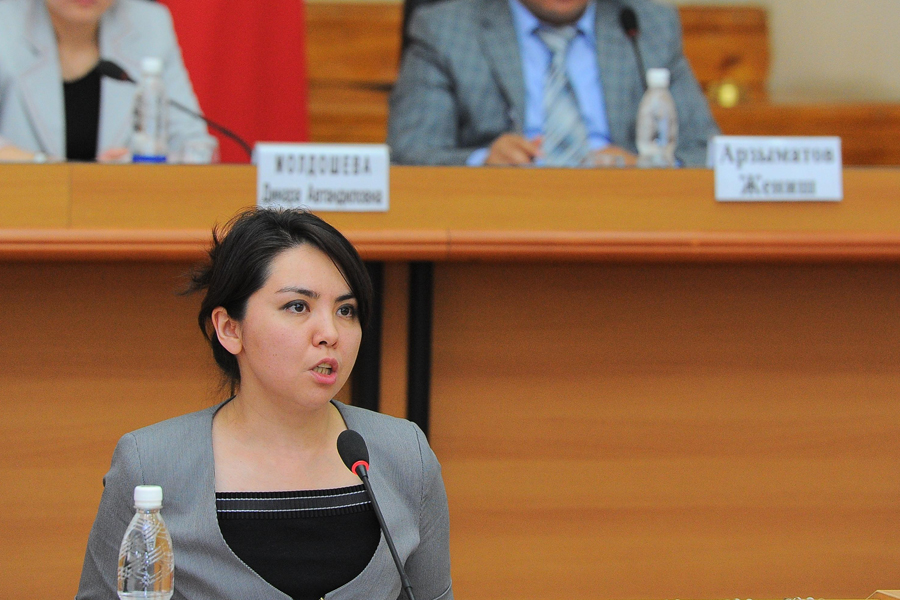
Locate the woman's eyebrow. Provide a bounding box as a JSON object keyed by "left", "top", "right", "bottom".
{"left": 277, "top": 286, "right": 318, "bottom": 298}
{"left": 276, "top": 287, "right": 355, "bottom": 302}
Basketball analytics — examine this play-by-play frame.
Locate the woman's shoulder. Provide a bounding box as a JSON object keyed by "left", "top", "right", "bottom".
{"left": 333, "top": 402, "right": 437, "bottom": 471}
{"left": 334, "top": 401, "right": 422, "bottom": 439}
{"left": 0, "top": 0, "right": 30, "bottom": 36}
{"left": 124, "top": 402, "right": 220, "bottom": 449}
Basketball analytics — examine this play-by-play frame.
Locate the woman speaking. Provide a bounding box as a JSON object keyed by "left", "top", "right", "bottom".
{"left": 76, "top": 209, "right": 453, "bottom": 600}
{"left": 0, "top": 0, "right": 212, "bottom": 162}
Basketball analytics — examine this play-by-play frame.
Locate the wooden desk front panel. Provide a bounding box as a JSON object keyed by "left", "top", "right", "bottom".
{"left": 430, "top": 261, "right": 900, "bottom": 599}
{"left": 0, "top": 261, "right": 216, "bottom": 599}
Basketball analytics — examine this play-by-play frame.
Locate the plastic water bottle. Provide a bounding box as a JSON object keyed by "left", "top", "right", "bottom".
{"left": 131, "top": 57, "right": 168, "bottom": 163}
{"left": 117, "top": 485, "right": 174, "bottom": 600}
{"left": 636, "top": 67, "right": 678, "bottom": 167}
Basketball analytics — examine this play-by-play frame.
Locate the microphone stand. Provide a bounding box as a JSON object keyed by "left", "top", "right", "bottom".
{"left": 166, "top": 98, "right": 253, "bottom": 158}
{"left": 354, "top": 463, "right": 417, "bottom": 600}
{"left": 97, "top": 59, "right": 253, "bottom": 159}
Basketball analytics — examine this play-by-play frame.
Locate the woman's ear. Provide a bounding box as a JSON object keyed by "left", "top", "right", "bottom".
{"left": 211, "top": 307, "right": 242, "bottom": 355}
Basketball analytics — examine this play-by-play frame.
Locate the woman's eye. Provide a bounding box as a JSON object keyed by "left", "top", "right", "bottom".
{"left": 285, "top": 301, "right": 308, "bottom": 313}
{"left": 337, "top": 304, "right": 357, "bottom": 318}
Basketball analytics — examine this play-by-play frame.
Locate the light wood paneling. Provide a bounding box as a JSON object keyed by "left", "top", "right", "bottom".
{"left": 69, "top": 164, "right": 255, "bottom": 229}
{"left": 0, "top": 261, "right": 217, "bottom": 600}
{"left": 0, "top": 164, "right": 71, "bottom": 227}
{"left": 680, "top": 5, "right": 770, "bottom": 102}
{"left": 306, "top": 2, "right": 401, "bottom": 85}
{"left": 430, "top": 261, "right": 900, "bottom": 599}
{"left": 3, "top": 166, "right": 900, "bottom": 261}
{"left": 714, "top": 103, "right": 900, "bottom": 167}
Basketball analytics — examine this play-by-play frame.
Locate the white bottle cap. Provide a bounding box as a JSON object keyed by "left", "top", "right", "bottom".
{"left": 140, "top": 57, "right": 163, "bottom": 76}
{"left": 134, "top": 485, "right": 163, "bottom": 509}
{"left": 646, "top": 68, "right": 670, "bottom": 88}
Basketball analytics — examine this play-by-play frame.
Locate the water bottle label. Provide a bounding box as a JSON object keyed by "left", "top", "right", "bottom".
{"left": 132, "top": 155, "right": 167, "bottom": 164}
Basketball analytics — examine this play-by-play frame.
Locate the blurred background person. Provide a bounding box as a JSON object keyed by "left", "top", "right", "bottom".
{"left": 0, "top": 0, "right": 213, "bottom": 162}
{"left": 387, "top": 0, "right": 719, "bottom": 167}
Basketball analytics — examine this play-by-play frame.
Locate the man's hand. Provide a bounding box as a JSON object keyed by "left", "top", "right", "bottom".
{"left": 485, "top": 134, "right": 542, "bottom": 166}
{"left": 97, "top": 147, "right": 131, "bottom": 163}
{"left": 589, "top": 145, "right": 638, "bottom": 168}
{"left": 0, "top": 144, "right": 40, "bottom": 162}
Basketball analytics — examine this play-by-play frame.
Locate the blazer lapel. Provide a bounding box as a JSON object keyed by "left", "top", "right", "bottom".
{"left": 19, "top": 2, "right": 64, "bottom": 156}
{"left": 595, "top": 0, "right": 638, "bottom": 147}
{"left": 98, "top": 1, "right": 140, "bottom": 151}
{"left": 477, "top": 0, "right": 526, "bottom": 131}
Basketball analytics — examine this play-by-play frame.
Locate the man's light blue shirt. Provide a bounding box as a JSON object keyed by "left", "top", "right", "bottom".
{"left": 467, "top": 0, "right": 611, "bottom": 165}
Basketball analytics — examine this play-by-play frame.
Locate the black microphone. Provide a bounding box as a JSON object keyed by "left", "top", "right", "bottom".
{"left": 337, "top": 430, "right": 417, "bottom": 600}
{"left": 619, "top": 7, "right": 647, "bottom": 92}
{"left": 96, "top": 59, "right": 253, "bottom": 159}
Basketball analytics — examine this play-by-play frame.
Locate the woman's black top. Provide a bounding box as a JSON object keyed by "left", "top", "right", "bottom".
{"left": 216, "top": 485, "right": 381, "bottom": 600}
{"left": 63, "top": 65, "right": 102, "bottom": 161}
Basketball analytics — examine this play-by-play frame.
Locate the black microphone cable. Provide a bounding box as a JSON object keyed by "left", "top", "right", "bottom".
{"left": 337, "top": 429, "right": 417, "bottom": 600}
{"left": 96, "top": 59, "right": 253, "bottom": 159}
{"left": 619, "top": 7, "right": 648, "bottom": 92}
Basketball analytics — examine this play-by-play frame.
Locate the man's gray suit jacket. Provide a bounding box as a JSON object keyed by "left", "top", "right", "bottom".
{"left": 387, "top": 0, "right": 719, "bottom": 167}
{"left": 75, "top": 401, "right": 453, "bottom": 600}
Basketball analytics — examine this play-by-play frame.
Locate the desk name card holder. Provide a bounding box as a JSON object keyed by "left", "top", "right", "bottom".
{"left": 255, "top": 143, "right": 389, "bottom": 212}
{"left": 710, "top": 135, "right": 842, "bottom": 202}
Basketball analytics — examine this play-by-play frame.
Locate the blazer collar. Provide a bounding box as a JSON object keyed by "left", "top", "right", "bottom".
{"left": 478, "top": 0, "right": 526, "bottom": 131}
{"left": 594, "top": 0, "right": 637, "bottom": 147}
{"left": 20, "top": 1, "right": 65, "bottom": 156}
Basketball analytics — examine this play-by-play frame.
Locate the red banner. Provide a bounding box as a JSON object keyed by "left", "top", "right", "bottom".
{"left": 160, "top": 0, "right": 309, "bottom": 163}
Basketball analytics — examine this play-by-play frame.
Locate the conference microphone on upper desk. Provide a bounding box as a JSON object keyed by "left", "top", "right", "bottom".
{"left": 337, "top": 429, "right": 417, "bottom": 600}
{"left": 96, "top": 59, "right": 253, "bottom": 159}
{"left": 619, "top": 7, "right": 647, "bottom": 92}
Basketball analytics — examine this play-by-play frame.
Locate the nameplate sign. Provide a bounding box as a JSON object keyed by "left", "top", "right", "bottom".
{"left": 712, "top": 136, "right": 842, "bottom": 202}
{"left": 255, "top": 143, "right": 389, "bottom": 212}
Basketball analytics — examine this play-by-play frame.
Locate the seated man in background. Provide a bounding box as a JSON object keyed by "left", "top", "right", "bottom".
{"left": 388, "top": 0, "right": 719, "bottom": 167}
{"left": 0, "top": 0, "right": 213, "bottom": 163}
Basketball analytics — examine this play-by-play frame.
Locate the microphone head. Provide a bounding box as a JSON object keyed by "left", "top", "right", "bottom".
{"left": 337, "top": 429, "right": 370, "bottom": 476}
{"left": 97, "top": 59, "right": 135, "bottom": 83}
{"left": 619, "top": 7, "right": 639, "bottom": 38}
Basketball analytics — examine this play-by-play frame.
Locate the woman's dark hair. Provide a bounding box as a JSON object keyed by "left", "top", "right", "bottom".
{"left": 187, "top": 208, "right": 372, "bottom": 391}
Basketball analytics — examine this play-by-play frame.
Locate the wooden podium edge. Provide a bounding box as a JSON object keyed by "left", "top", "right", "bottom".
{"left": 2, "top": 228, "right": 900, "bottom": 262}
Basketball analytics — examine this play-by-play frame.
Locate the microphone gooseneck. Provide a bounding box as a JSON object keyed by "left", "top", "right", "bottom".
{"left": 97, "top": 59, "right": 253, "bottom": 158}
{"left": 97, "top": 59, "right": 135, "bottom": 83}
{"left": 618, "top": 7, "right": 647, "bottom": 92}
{"left": 336, "top": 430, "right": 417, "bottom": 600}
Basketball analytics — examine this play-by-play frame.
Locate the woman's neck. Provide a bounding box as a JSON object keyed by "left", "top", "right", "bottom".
{"left": 50, "top": 13, "right": 101, "bottom": 81}
{"left": 212, "top": 396, "right": 358, "bottom": 492}
{"left": 222, "top": 393, "right": 340, "bottom": 450}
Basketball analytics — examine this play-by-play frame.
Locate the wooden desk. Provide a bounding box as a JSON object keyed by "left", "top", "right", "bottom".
{"left": 1, "top": 165, "right": 898, "bottom": 600}
{"left": 2, "top": 164, "right": 900, "bottom": 259}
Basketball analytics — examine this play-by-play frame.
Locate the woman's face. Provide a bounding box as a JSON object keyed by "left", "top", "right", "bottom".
{"left": 225, "top": 244, "right": 362, "bottom": 410}
{"left": 44, "top": 0, "right": 115, "bottom": 27}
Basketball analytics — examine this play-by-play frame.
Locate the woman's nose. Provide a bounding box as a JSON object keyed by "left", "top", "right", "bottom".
{"left": 313, "top": 312, "right": 339, "bottom": 346}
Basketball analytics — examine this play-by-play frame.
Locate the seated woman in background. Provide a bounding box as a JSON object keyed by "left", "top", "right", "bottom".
{"left": 76, "top": 208, "right": 454, "bottom": 600}
{"left": 0, "top": 0, "right": 213, "bottom": 162}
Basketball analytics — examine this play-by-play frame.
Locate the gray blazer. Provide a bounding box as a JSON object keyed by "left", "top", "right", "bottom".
{"left": 0, "top": 0, "right": 212, "bottom": 159}
{"left": 387, "top": 0, "right": 719, "bottom": 167}
{"left": 76, "top": 401, "right": 453, "bottom": 600}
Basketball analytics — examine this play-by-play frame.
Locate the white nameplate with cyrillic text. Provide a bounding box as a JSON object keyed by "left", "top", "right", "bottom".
{"left": 255, "top": 143, "right": 389, "bottom": 212}
{"left": 712, "top": 136, "right": 842, "bottom": 202}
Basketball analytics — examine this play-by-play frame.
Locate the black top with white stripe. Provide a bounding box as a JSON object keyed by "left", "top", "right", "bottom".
{"left": 217, "top": 485, "right": 381, "bottom": 600}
